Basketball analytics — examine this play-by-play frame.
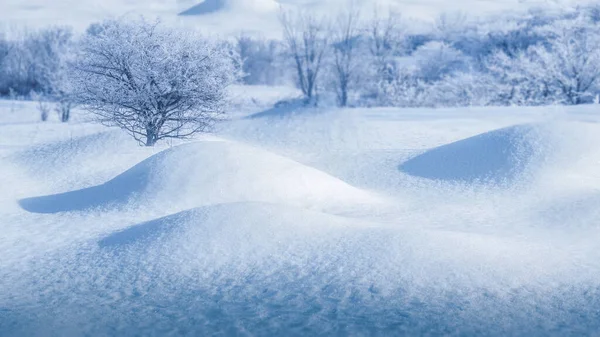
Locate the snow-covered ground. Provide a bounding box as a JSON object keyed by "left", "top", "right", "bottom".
{"left": 2, "top": 89, "right": 600, "bottom": 335}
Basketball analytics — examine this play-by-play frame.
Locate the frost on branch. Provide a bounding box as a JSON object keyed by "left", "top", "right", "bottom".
{"left": 70, "top": 18, "right": 239, "bottom": 146}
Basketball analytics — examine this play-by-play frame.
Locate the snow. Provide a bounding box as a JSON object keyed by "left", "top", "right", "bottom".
{"left": 3, "top": 96, "right": 600, "bottom": 335}
{"left": 19, "top": 140, "right": 383, "bottom": 214}
{"left": 179, "top": 0, "right": 279, "bottom": 16}
{"left": 0, "top": 0, "right": 593, "bottom": 35}
{"left": 179, "top": 0, "right": 226, "bottom": 15}
{"left": 399, "top": 124, "right": 539, "bottom": 184}
{"left": 3, "top": 0, "right": 600, "bottom": 333}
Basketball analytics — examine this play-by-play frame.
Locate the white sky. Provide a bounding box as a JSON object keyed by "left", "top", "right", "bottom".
{"left": 0, "top": 0, "right": 592, "bottom": 36}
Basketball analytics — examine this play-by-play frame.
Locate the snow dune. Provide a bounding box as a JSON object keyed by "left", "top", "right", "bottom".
{"left": 19, "top": 139, "right": 382, "bottom": 214}
{"left": 95, "top": 201, "right": 569, "bottom": 286}
{"left": 399, "top": 124, "right": 540, "bottom": 184}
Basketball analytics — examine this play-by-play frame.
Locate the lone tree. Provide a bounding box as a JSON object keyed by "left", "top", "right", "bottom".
{"left": 70, "top": 18, "right": 238, "bottom": 146}
{"left": 331, "top": 8, "right": 361, "bottom": 107}
{"left": 279, "top": 10, "right": 329, "bottom": 105}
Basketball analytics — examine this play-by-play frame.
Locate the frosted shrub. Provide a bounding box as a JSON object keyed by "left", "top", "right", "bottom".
{"left": 412, "top": 41, "right": 469, "bottom": 82}
{"left": 70, "top": 18, "right": 239, "bottom": 146}
{"left": 376, "top": 67, "right": 428, "bottom": 107}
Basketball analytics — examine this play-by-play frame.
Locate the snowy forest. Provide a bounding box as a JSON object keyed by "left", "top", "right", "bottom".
{"left": 3, "top": 3, "right": 600, "bottom": 117}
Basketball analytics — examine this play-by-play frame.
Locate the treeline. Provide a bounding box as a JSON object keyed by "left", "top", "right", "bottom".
{"left": 2, "top": 3, "right": 600, "bottom": 118}
{"left": 242, "top": 4, "right": 600, "bottom": 107}
{"left": 0, "top": 27, "right": 71, "bottom": 97}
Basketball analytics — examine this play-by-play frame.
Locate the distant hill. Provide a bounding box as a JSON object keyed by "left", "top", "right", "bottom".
{"left": 179, "top": 0, "right": 226, "bottom": 15}
{"left": 179, "top": 0, "right": 279, "bottom": 16}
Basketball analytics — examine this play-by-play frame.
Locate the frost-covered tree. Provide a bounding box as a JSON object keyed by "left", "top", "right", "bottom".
{"left": 435, "top": 11, "right": 469, "bottom": 43}
{"left": 50, "top": 52, "right": 76, "bottom": 122}
{"left": 366, "top": 9, "right": 404, "bottom": 82}
{"left": 485, "top": 51, "right": 551, "bottom": 105}
{"left": 376, "top": 66, "right": 428, "bottom": 107}
{"left": 280, "top": 10, "right": 330, "bottom": 104}
{"left": 412, "top": 41, "right": 469, "bottom": 82}
{"left": 331, "top": 9, "right": 362, "bottom": 107}
{"left": 0, "top": 27, "right": 72, "bottom": 97}
{"left": 483, "top": 16, "right": 600, "bottom": 106}
{"left": 30, "top": 27, "right": 73, "bottom": 95}
{"left": 358, "top": 9, "right": 409, "bottom": 106}
{"left": 425, "top": 71, "right": 505, "bottom": 107}
{"left": 528, "top": 17, "right": 600, "bottom": 105}
{"left": 236, "top": 35, "right": 282, "bottom": 85}
{"left": 0, "top": 34, "right": 9, "bottom": 73}
{"left": 70, "top": 18, "right": 239, "bottom": 146}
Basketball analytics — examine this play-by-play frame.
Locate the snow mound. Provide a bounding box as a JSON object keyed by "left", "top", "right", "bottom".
{"left": 96, "top": 201, "right": 570, "bottom": 290}
{"left": 98, "top": 202, "right": 347, "bottom": 250}
{"left": 13, "top": 130, "right": 161, "bottom": 192}
{"left": 400, "top": 124, "right": 539, "bottom": 184}
{"left": 19, "top": 140, "right": 380, "bottom": 214}
{"left": 179, "top": 0, "right": 278, "bottom": 15}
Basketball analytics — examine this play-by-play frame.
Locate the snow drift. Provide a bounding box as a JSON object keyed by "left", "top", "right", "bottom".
{"left": 399, "top": 124, "right": 540, "bottom": 184}
{"left": 19, "top": 140, "right": 381, "bottom": 214}
{"left": 96, "top": 201, "right": 570, "bottom": 285}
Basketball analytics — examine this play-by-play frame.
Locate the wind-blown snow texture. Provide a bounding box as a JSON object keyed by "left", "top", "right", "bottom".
{"left": 3, "top": 97, "right": 600, "bottom": 336}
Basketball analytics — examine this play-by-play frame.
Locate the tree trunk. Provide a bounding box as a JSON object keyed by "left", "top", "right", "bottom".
{"left": 145, "top": 130, "right": 158, "bottom": 147}
{"left": 61, "top": 108, "right": 70, "bottom": 123}
{"left": 339, "top": 79, "right": 348, "bottom": 107}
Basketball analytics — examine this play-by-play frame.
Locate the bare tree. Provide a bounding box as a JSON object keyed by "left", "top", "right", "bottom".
{"left": 70, "top": 18, "right": 239, "bottom": 146}
{"left": 47, "top": 31, "right": 76, "bottom": 122}
{"left": 364, "top": 9, "right": 405, "bottom": 105}
{"left": 235, "top": 34, "right": 281, "bottom": 85}
{"left": 434, "top": 11, "right": 469, "bottom": 43}
{"left": 279, "top": 10, "right": 329, "bottom": 104}
{"left": 0, "top": 33, "right": 10, "bottom": 73}
{"left": 367, "top": 8, "right": 403, "bottom": 79}
{"left": 331, "top": 8, "right": 361, "bottom": 107}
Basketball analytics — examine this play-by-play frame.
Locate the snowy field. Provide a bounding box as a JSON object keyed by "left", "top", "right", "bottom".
{"left": 2, "top": 88, "right": 600, "bottom": 335}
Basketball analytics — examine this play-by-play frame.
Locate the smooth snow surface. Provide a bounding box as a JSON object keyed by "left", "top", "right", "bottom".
{"left": 3, "top": 99, "right": 600, "bottom": 335}
{"left": 399, "top": 124, "right": 539, "bottom": 183}
{"left": 179, "top": 0, "right": 226, "bottom": 15}
{"left": 19, "top": 140, "right": 381, "bottom": 214}
{"left": 179, "top": 0, "right": 278, "bottom": 15}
